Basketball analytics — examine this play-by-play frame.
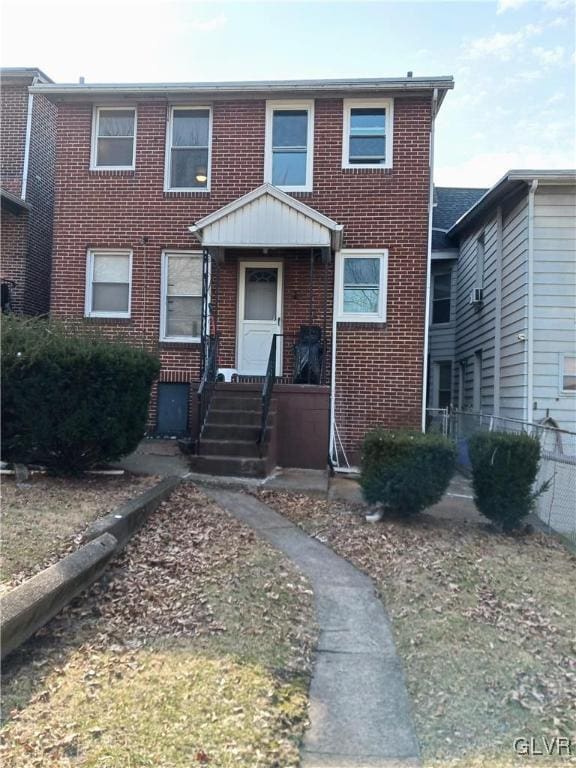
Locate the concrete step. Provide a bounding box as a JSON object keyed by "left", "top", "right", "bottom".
{"left": 207, "top": 409, "right": 269, "bottom": 426}
{"left": 189, "top": 454, "right": 267, "bottom": 478}
{"left": 202, "top": 423, "right": 262, "bottom": 441}
{"left": 199, "top": 438, "right": 260, "bottom": 458}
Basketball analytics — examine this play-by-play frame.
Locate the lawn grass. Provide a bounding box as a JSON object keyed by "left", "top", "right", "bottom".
{"left": 1, "top": 474, "right": 158, "bottom": 588}
{"left": 1, "top": 484, "right": 316, "bottom": 767}
{"left": 256, "top": 489, "right": 576, "bottom": 767}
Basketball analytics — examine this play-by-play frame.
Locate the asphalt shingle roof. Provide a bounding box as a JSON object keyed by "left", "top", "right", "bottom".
{"left": 433, "top": 186, "right": 487, "bottom": 233}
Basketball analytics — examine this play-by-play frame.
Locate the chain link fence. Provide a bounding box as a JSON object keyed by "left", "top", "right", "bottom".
{"left": 437, "top": 411, "right": 576, "bottom": 544}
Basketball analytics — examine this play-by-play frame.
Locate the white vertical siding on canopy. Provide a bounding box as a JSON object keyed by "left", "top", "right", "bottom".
{"left": 199, "top": 193, "right": 332, "bottom": 247}
{"left": 532, "top": 184, "right": 576, "bottom": 431}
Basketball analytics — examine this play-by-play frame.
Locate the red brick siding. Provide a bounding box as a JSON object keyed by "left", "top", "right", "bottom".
{"left": 0, "top": 79, "right": 57, "bottom": 315}
{"left": 0, "top": 83, "right": 28, "bottom": 196}
{"left": 51, "top": 95, "right": 431, "bottom": 454}
{"left": 1, "top": 209, "right": 28, "bottom": 311}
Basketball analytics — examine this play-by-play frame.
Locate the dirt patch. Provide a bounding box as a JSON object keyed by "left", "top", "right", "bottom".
{"left": 1, "top": 474, "right": 159, "bottom": 589}
{"left": 255, "top": 489, "right": 576, "bottom": 767}
{"left": 1, "top": 483, "right": 316, "bottom": 767}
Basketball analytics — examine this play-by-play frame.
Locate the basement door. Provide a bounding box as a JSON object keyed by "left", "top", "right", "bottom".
{"left": 237, "top": 261, "right": 283, "bottom": 376}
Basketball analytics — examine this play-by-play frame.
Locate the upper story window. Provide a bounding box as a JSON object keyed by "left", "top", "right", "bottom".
{"left": 431, "top": 272, "right": 452, "bottom": 324}
{"left": 342, "top": 99, "right": 393, "bottom": 169}
{"left": 161, "top": 251, "right": 203, "bottom": 342}
{"left": 336, "top": 249, "right": 388, "bottom": 323}
{"left": 265, "top": 101, "right": 314, "bottom": 192}
{"left": 165, "top": 107, "right": 211, "bottom": 191}
{"left": 475, "top": 233, "right": 485, "bottom": 289}
{"left": 91, "top": 107, "right": 136, "bottom": 170}
{"left": 85, "top": 249, "right": 132, "bottom": 318}
{"left": 561, "top": 355, "right": 576, "bottom": 392}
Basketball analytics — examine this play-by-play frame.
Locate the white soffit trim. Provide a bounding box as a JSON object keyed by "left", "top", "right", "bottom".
{"left": 189, "top": 183, "right": 344, "bottom": 250}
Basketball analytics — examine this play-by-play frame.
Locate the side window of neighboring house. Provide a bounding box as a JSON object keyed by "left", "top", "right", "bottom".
{"left": 561, "top": 355, "right": 576, "bottom": 392}
{"left": 165, "top": 107, "right": 212, "bottom": 191}
{"left": 85, "top": 250, "right": 132, "bottom": 318}
{"left": 458, "top": 361, "right": 466, "bottom": 409}
{"left": 265, "top": 101, "right": 314, "bottom": 192}
{"left": 336, "top": 250, "right": 388, "bottom": 322}
{"left": 473, "top": 350, "right": 482, "bottom": 411}
{"left": 342, "top": 99, "right": 393, "bottom": 169}
{"left": 91, "top": 107, "right": 136, "bottom": 169}
{"left": 431, "top": 271, "right": 452, "bottom": 324}
{"left": 161, "top": 251, "right": 203, "bottom": 342}
{"left": 475, "top": 233, "right": 485, "bottom": 291}
{"left": 433, "top": 361, "right": 452, "bottom": 409}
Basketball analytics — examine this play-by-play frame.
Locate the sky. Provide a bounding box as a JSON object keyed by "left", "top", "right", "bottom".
{"left": 1, "top": 0, "right": 575, "bottom": 188}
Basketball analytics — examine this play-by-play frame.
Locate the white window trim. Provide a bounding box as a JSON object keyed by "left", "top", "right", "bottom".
{"left": 430, "top": 270, "right": 453, "bottom": 327}
{"left": 85, "top": 249, "right": 132, "bottom": 318}
{"left": 560, "top": 352, "right": 576, "bottom": 395}
{"left": 342, "top": 98, "right": 393, "bottom": 170}
{"left": 336, "top": 249, "right": 388, "bottom": 323}
{"left": 160, "top": 250, "right": 203, "bottom": 343}
{"left": 264, "top": 100, "right": 314, "bottom": 193}
{"left": 164, "top": 106, "right": 212, "bottom": 193}
{"left": 90, "top": 106, "right": 137, "bottom": 171}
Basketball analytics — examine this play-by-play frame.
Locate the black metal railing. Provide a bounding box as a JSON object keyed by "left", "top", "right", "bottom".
{"left": 196, "top": 334, "right": 219, "bottom": 452}
{"left": 258, "top": 334, "right": 280, "bottom": 449}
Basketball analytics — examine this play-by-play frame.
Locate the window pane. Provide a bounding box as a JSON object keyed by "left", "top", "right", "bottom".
{"left": 350, "top": 108, "right": 386, "bottom": 135}
{"left": 98, "top": 110, "right": 134, "bottom": 137}
{"left": 439, "top": 363, "right": 452, "bottom": 390}
{"left": 272, "top": 110, "right": 308, "bottom": 148}
{"left": 170, "top": 148, "right": 209, "bottom": 188}
{"left": 167, "top": 256, "right": 202, "bottom": 296}
{"left": 432, "top": 298, "right": 451, "bottom": 324}
{"left": 172, "top": 110, "right": 209, "bottom": 147}
{"left": 245, "top": 268, "right": 277, "bottom": 320}
{"left": 92, "top": 283, "right": 129, "bottom": 312}
{"left": 433, "top": 273, "right": 451, "bottom": 300}
{"left": 563, "top": 356, "right": 576, "bottom": 390}
{"left": 93, "top": 254, "right": 130, "bottom": 283}
{"left": 344, "top": 258, "right": 379, "bottom": 286}
{"left": 343, "top": 288, "right": 379, "bottom": 314}
{"left": 349, "top": 136, "right": 386, "bottom": 160}
{"left": 97, "top": 137, "right": 134, "bottom": 166}
{"left": 166, "top": 296, "right": 202, "bottom": 337}
{"left": 272, "top": 151, "right": 306, "bottom": 186}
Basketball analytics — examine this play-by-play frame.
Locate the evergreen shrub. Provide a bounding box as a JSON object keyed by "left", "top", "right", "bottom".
{"left": 1, "top": 316, "right": 160, "bottom": 472}
{"left": 468, "top": 431, "right": 547, "bottom": 532}
{"left": 360, "top": 428, "right": 456, "bottom": 517}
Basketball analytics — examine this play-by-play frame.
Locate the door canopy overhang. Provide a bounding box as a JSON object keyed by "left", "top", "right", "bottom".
{"left": 189, "top": 183, "right": 344, "bottom": 251}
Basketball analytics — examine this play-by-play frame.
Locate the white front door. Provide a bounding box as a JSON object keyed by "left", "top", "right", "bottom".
{"left": 237, "top": 261, "right": 283, "bottom": 376}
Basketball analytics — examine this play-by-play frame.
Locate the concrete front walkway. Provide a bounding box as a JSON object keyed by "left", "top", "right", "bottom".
{"left": 204, "top": 488, "right": 421, "bottom": 768}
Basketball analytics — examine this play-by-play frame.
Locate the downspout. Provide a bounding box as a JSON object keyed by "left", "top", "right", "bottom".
{"left": 329, "top": 250, "right": 339, "bottom": 466}
{"left": 493, "top": 206, "right": 503, "bottom": 416}
{"left": 21, "top": 76, "right": 38, "bottom": 200}
{"left": 421, "top": 88, "right": 438, "bottom": 431}
{"left": 526, "top": 179, "right": 538, "bottom": 423}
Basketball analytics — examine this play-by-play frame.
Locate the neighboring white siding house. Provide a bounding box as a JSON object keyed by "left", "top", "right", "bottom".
{"left": 442, "top": 170, "right": 576, "bottom": 433}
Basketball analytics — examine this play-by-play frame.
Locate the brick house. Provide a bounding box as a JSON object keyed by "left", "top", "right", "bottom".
{"left": 1, "top": 67, "right": 57, "bottom": 315}
{"left": 31, "top": 75, "right": 453, "bottom": 475}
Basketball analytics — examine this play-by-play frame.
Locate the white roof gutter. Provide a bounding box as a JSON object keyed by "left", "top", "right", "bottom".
{"left": 30, "top": 76, "right": 454, "bottom": 103}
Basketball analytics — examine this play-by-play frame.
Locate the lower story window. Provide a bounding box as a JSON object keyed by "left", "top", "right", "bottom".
{"left": 435, "top": 361, "right": 452, "bottom": 409}
{"left": 85, "top": 249, "right": 132, "bottom": 318}
{"left": 337, "top": 249, "right": 388, "bottom": 322}
{"left": 161, "top": 251, "right": 203, "bottom": 342}
{"left": 562, "top": 355, "right": 576, "bottom": 392}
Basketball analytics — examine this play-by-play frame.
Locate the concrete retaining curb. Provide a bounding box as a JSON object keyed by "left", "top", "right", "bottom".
{"left": 1, "top": 476, "right": 181, "bottom": 660}
{"left": 83, "top": 475, "right": 181, "bottom": 548}
{"left": 1, "top": 533, "right": 117, "bottom": 660}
